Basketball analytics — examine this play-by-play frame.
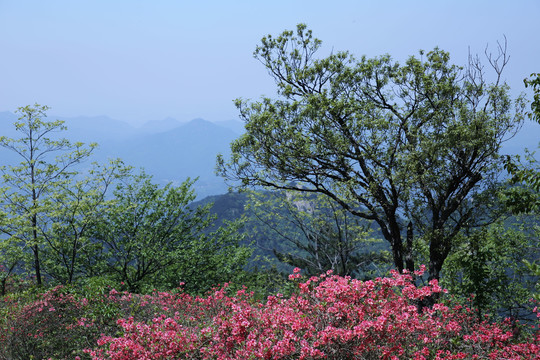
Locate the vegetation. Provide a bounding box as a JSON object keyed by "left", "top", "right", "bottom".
{"left": 0, "top": 269, "right": 538, "bottom": 359}
{"left": 39, "top": 159, "right": 129, "bottom": 285}
{"left": 246, "top": 190, "right": 391, "bottom": 278}
{"left": 0, "top": 25, "right": 539, "bottom": 359}
{"left": 0, "top": 104, "right": 98, "bottom": 285}
{"left": 90, "top": 172, "right": 250, "bottom": 294}
{"left": 441, "top": 217, "right": 539, "bottom": 320}
{"left": 0, "top": 104, "right": 252, "bottom": 297}
{"left": 217, "top": 24, "right": 527, "bottom": 283}
{"left": 503, "top": 71, "right": 540, "bottom": 301}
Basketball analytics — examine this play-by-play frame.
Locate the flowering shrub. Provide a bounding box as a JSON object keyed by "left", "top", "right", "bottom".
{"left": 0, "top": 285, "right": 129, "bottom": 360}
{"left": 87, "top": 268, "right": 539, "bottom": 360}
{"left": 0, "top": 283, "right": 210, "bottom": 359}
{"left": 0, "top": 268, "right": 537, "bottom": 359}
{"left": 0, "top": 285, "right": 93, "bottom": 359}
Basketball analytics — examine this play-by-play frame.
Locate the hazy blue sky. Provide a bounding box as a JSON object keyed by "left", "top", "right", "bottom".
{"left": 1, "top": 0, "right": 539, "bottom": 125}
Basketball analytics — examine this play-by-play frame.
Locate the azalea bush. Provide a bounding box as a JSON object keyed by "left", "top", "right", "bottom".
{"left": 0, "top": 283, "right": 193, "bottom": 359}
{"left": 88, "top": 267, "right": 539, "bottom": 360}
{"left": 0, "top": 267, "right": 538, "bottom": 359}
{"left": 0, "top": 285, "right": 121, "bottom": 360}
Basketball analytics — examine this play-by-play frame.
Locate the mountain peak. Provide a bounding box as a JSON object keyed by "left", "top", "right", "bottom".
{"left": 188, "top": 117, "right": 210, "bottom": 124}
{"left": 139, "top": 117, "right": 182, "bottom": 134}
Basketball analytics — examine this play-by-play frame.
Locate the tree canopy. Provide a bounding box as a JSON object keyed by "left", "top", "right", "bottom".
{"left": 218, "top": 24, "right": 526, "bottom": 280}
{"left": 92, "top": 173, "right": 251, "bottom": 293}
{"left": 0, "top": 105, "right": 252, "bottom": 293}
{"left": 0, "top": 104, "right": 97, "bottom": 285}
{"left": 247, "top": 190, "right": 389, "bottom": 278}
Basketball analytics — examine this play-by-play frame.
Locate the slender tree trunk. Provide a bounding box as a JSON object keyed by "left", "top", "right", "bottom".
{"left": 1, "top": 277, "right": 6, "bottom": 296}
{"left": 68, "top": 237, "right": 78, "bottom": 284}
{"left": 32, "top": 213, "right": 42, "bottom": 286}
{"left": 30, "top": 156, "right": 42, "bottom": 286}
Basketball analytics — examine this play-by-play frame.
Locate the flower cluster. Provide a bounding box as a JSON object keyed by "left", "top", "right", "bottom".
{"left": 0, "top": 268, "right": 537, "bottom": 359}
{"left": 87, "top": 269, "right": 539, "bottom": 360}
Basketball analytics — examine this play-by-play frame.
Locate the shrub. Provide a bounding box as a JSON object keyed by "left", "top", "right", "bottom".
{"left": 0, "top": 285, "right": 126, "bottom": 360}
{"left": 88, "top": 268, "right": 539, "bottom": 360}
{"left": 0, "top": 286, "right": 92, "bottom": 359}
{"left": 0, "top": 268, "right": 537, "bottom": 359}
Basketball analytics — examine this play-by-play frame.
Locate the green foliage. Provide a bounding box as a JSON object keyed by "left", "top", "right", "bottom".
{"left": 161, "top": 218, "right": 253, "bottom": 295}
{"left": 92, "top": 173, "right": 252, "bottom": 294}
{"left": 523, "top": 259, "right": 540, "bottom": 302}
{"left": 40, "top": 159, "right": 130, "bottom": 285}
{"left": 502, "top": 73, "right": 540, "bottom": 215}
{"left": 524, "top": 72, "right": 540, "bottom": 123}
{"left": 218, "top": 25, "right": 526, "bottom": 281}
{"left": 232, "top": 263, "right": 293, "bottom": 300}
{"left": 497, "top": 73, "right": 540, "bottom": 294}
{"left": 247, "top": 190, "right": 390, "bottom": 278}
{"left": 441, "top": 217, "right": 539, "bottom": 320}
{"left": 0, "top": 232, "right": 24, "bottom": 295}
{"left": 0, "top": 104, "right": 97, "bottom": 285}
{"left": 0, "top": 105, "right": 253, "bottom": 297}
{"left": 502, "top": 151, "right": 540, "bottom": 215}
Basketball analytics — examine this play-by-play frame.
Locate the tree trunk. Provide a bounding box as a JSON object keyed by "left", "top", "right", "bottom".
{"left": 32, "top": 214, "right": 42, "bottom": 286}
{"left": 405, "top": 221, "right": 415, "bottom": 273}
{"left": 428, "top": 231, "right": 451, "bottom": 282}
{"left": 388, "top": 219, "right": 405, "bottom": 273}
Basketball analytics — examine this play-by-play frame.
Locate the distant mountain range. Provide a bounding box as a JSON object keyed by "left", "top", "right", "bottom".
{"left": 0, "top": 111, "right": 537, "bottom": 199}
{"left": 0, "top": 111, "right": 245, "bottom": 198}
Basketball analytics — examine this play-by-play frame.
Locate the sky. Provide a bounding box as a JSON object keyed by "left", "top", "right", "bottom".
{"left": 1, "top": 0, "right": 539, "bottom": 126}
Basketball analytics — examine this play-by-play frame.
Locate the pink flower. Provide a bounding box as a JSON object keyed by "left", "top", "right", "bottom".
{"left": 82, "top": 265, "right": 539, "bottom": 360}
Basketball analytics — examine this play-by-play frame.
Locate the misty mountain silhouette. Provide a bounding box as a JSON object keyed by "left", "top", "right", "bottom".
{"left": 0, "top": 112, "right": 244, "bottom": 198}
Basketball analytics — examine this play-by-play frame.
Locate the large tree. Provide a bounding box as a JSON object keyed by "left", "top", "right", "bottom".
{"left": 217, "top": 25, "right": 526, "bottom": 280}
{"left": 0, "top": 104, "right": 96, "bottom": 285}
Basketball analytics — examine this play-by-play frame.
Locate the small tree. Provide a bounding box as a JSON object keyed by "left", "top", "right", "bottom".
{"left": 502, "top": 73, "right": 540, "bottom": 300}
{"left": 503, "top": 73, "right": 540, "bottom": 214}
{"left": 442, "top": 219, "right": 539, "bottom": 320}
{"left": 0, "top": 204, "right": 23, "bottom": 294}
{"left": 93, "top": 173, "right": 251, "bottom": 293}
{"left": 40, "top": 159, "right": 130, "bottom": 284}
{"left": 0, "top": 104, "right": 96, "bottom": 285}
{"left": 524, "top": 73, "right": 540, "bottom": 123}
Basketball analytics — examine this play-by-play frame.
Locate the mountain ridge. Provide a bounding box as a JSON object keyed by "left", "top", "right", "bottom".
{"left": 0, "top": 112, "right": 244, "bottom": 198}
{"left": 1, "top": 110, "right": 537, "bottom": 198}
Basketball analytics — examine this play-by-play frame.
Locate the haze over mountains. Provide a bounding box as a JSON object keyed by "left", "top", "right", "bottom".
{"left": 0, "top": 111, "right": 244, "bottom": 198}
{"left": 0, "top": 111, "right": 537, "bottom": 199}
